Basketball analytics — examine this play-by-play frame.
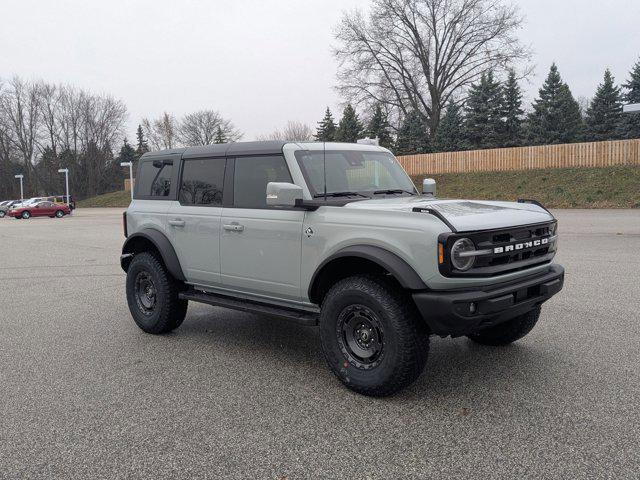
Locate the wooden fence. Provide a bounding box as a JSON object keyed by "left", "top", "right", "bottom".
{"left": 397, "top": 138, "right": 640, "bottom": 175}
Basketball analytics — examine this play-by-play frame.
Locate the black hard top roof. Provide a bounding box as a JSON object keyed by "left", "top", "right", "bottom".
{"left": 141, "top": 141, "right": 289, "bottom": 160}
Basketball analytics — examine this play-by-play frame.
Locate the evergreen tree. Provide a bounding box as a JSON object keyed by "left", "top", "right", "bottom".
{"left": 335, "top": 104, "right": 363, "bottom": 143}
{"left": 464, "top": 71, "right": 504, "bottom": 149}
{"left": 395, "top": 110, "right": 430, "bottom": 155}
{"left": 135, "top": 124, "right": 149, "bottom": 156}
{"left": 584, "top": 69, "right": 623, "bottom": 141}
{"left": 618, "top": 60, "right": 640, "bottom": 139}
{"left": 527, "top": 63, "right": 583, "bottom": 145}
{"left": 315, "top": 107, "right": 338, "bottom": 141}
{"left": 113, "top": 138, "right": 137, "bottom": 193}
{"left": 213, "top": 126, "right": 227, "bottom": 144}
{"left": 502, "top": 69, "right": 525, "bottom": 146}
{"left": 433, "top": 102, "right": 465, "bottom": 152}
{"left": 366, "top": 104, "right": 393, "bottom": 148}
{"left": 118, "top": 138, "right": 137, "bottom": 164}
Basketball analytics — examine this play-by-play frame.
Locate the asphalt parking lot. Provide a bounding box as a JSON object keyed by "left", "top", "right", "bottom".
{"left": 1, "top": 208, "right": 639, "bottom": 479}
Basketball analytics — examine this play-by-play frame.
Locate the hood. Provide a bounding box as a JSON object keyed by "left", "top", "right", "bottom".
{"left": 343, "top": 196, "right": 554, "bottom": 232}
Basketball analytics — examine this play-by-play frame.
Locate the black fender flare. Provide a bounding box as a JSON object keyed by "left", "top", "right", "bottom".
{"left": 121, "top": 228, "right": 185, "bottom": 281}
{"left": 308, "top": 245, "right": 427, "bottom": 301}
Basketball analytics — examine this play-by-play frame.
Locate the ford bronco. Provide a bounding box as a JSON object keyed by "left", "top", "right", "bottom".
{"left": 121, "top": 141, "right": 564, "bottom": 396}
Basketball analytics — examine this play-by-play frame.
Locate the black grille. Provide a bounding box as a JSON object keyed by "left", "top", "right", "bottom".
{"left": 439, "top": 221, "right": 557, "bottom": 277}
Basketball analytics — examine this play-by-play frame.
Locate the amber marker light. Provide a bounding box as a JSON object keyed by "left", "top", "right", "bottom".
{"left": 438, "top": 243, "right": 444, "bottom": 264}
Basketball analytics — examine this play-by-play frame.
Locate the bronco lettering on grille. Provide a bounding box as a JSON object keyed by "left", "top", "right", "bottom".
{"left": 493, "top": 237, "right": 549, "bottom": 254}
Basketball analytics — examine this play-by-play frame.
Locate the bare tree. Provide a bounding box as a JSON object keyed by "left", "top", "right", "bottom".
{"left": 0, "top": 80, "right": 20, "bottom": 198}
{"left": 142, "top": 112, "right": 180, "bottom": 150}
{"left": 37, "top": 82, "right": 61, "bottom": 155}
{"left": 76, "top": 92, "right": 127, "bottom": 196}
{"left": 0, "top": 75, "right": 128, "bottom": 198}
{"left": 179, "top": 109, "right": 242, "bottom": 145}
{"left": 0, "top": 77, "right": 41, "bottom": 184}
{"left": 257, "top": 121, "right": 315, "bottom": 142}
{"left": 81, "top": 93, "right": 127, "bottom": 150}
{"left": 334, "top": 0, "right": 531, "bottom": 135}
{"left": 57, "top": 86, "right": 85, "bottom": 154}
{"left": 576, "top": 95, "right": 590, "bottom": 118}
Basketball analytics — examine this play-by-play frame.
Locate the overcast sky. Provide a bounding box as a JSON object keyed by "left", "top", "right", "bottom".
{"left": 1, "top": 0, "right": 639, "bottom": 140}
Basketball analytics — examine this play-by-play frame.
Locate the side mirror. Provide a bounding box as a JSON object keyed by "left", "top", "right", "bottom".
{"left": 422, "top": 178, "right": 436, "bottom": 196}
{"left": 266, "top": 182, "right": 304, "bottom": 207}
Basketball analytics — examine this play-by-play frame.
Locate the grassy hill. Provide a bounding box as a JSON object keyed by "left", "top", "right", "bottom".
{"left": 412, "top": 165, "right": 640, "bottom": 208}
{"left": 77, "top": 165, "right": 640, "bottom": 209}
{"left": 77, "top": 189, "right": 131, "bottom": 208}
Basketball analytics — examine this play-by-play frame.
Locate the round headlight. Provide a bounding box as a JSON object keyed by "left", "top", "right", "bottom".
{"left": 451, "top": 238, "right": 476, "bottom": 271}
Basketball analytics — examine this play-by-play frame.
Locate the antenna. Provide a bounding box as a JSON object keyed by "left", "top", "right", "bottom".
{"left": 323, "top": 141, "right": 327, "bottom": 201}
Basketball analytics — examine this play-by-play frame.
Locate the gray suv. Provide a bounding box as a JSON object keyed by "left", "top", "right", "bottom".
{"left": 121, "top": 141, "right": 564, "bottom": 396}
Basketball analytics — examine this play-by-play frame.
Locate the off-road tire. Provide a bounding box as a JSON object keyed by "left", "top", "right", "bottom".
{"left": 126, "top": 252, "right": 188, "bottom": 334}
{"left": 55, "top": 210, "right": 64, "bottom": 218}
{"left": 21, "top": 211, "right": 30, "bottom": 219}
{"left": 467, "top": 307, "right": 541, "bottom": 346}
{"left": 319, "top": 275, "right": 429, "bottom": 397}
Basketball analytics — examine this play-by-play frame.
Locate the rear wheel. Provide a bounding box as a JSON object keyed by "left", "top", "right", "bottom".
{"left": 0, "top": 211, "right": 5, "bottom": 218}
{"left": 467, "top": 307, "right": 541, "bottom": 346}
{"left": 125, "top": 252, "right": 188, "bottom": 334}
{"left": 21, "top": 211, "right": 30, "bottom": 219}
{"left": 319, "top": 275, "right": 429, "bottom": 397}
{"left": 55, "top": 210, "right": 64, "bottom": 218}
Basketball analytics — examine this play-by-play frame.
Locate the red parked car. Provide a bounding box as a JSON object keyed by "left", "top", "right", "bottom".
{"left": 9, "top": 201, "right": 71, "bottom": 219}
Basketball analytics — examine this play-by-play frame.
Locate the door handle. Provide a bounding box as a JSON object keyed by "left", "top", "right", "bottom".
{"left": 223, "top": 223, "right": 244, "bottom": 232}
{"left": 168, "top": 219, "right": 185, "bottom": 227}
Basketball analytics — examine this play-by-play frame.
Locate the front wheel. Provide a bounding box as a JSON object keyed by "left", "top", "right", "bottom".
{"left": 21, "top": 211, "right": 31, "bottom": 219}
{"left": 0, "top": 211, "right": 5, "bottom": 218}
{"left": 319, "top": 275, "right": 429, "bottom": 397}
{"left": 55, "top": 210, "right": 65, "bottom": 218}
{"left": 467, "top": 307, "right": 541, "bottom": 346}
{"left": 125, "top": 252, "right": 188, "bottom": 334}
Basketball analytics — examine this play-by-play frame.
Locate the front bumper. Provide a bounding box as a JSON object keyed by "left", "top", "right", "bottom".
{"left": 412, "top": 264, "right": 564, "bottom": 337}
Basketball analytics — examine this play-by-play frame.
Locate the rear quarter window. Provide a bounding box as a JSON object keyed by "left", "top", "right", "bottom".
{"left": 136, "top": 160, "right": 176, "bottom": 198}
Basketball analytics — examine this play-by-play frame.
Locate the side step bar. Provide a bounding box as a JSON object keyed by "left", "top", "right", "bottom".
{"left": 179, "top": 290, "right": 319, "bottom": 326}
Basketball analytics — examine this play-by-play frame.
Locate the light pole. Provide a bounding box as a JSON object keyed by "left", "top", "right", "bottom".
{"left": 58, "top": 168, "right": 70, "bottom": 206}
{"left": 121, "top": 162, "right": 134, "bottom": 200}
{"left": 623, "top": 103, "right": 640, "bottom": 114}
{"left": 14, "top": 174, "right": 24, "bottom": 204}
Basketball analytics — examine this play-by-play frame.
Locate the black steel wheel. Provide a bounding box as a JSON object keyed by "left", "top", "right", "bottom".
{"left": 320, "top": 275, "right": 429, "bottom": 397}
{"left": 337, "top": 304, "right": 385, "bottom": 370}
{"left": 125, "top": 252, "right": 188, "bottom": 334}
{"left": 134, "top": 271, "right": 158, "bottom": 315}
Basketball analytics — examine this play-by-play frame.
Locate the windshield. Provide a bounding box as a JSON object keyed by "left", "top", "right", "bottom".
{"left": 294, "top": 150, "right": 416, "bottom": 197}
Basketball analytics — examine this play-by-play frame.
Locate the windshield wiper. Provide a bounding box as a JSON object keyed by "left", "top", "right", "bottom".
{"left": 313, "top": 191, "right": 369, "bottom": 198}
{"left": 373, "top": 189, "right": 416, "bottom": 195}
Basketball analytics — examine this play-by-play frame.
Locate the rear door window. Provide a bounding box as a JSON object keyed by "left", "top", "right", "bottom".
{"left": 179, "top": 158, "right": 226, "bottom": 206}
{"left": 233, "top": 156, "right": 292, "bottom": 208}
